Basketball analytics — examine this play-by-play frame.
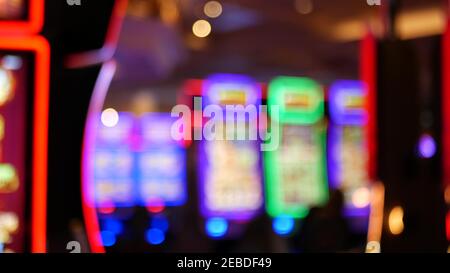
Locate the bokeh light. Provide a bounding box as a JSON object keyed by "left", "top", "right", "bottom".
{"left": 388, "top": 206, "right": 404, "bottom": 236}
{"left": 192, "top": 20, "right": 212, "bottom": 38}
{"left": 205, "top": 218, "right": 228, "bottom": 238}
{"left": 352, "top": 187, "right": 371, "bottom": 208}
{"left": 146, "top": 228, "right": 165, "bottom": 245}
{"left": 204, "top": 1, "right": 223, "bottom": 18}
{"left": 101, "top": 108, "right": 119, "bottom": 128}
{"left": 272, "top": 216, "right": 295, "bottom": 236}
{"left": 418, "top": 134, "right": 436, "bottom": 158}
{"left": 100, "top": 231, "right": 117, "bottom": 247}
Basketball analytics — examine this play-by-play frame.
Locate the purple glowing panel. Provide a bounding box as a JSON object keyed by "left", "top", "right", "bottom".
{"left": 138, "top": 113, "right": 187, "bottom": 207}
{"left": 93, "top": 112, "right": 137, "bottom": 208}
{"left": 329, "top": 80, "right": 368, "bottom": 126}
{"left": 328, "top": 81, "right": 371, "bottom": 217}
{"left": 203, "top": 74, "right": 261, "bottom": 122}
{"left": 199, "top": 74, "right": 264, "bottom": 221}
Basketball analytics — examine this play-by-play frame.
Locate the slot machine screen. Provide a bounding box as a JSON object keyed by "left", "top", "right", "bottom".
{"left": 328, "top": 81, "right": 371, "bottom": 217}
{"left": 0, "top": 52, "right": 29, "bottom": 252}
{"left": 0, "top": 0, "right": 27, "bottom": 21}
{"left": 138, "top": 113, "right": 187, "bottom": 207}
{"left": 199, "top": 74, "right": 264, "bottom": 221}
{"left": 265, "top": 77, "right": 328, "bottom": 219}
{"left": 93, "top": 112, "right": 136, "bottom": 208}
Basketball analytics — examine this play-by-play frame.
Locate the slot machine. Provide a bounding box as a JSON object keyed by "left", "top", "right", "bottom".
{"left": 264, "top": 76, "right": 328, "bottom": 236}
{"left": 0, "top": 0, "right": 49, "bottom": 253}
{"left": 198, "top": 74, "right": 264, "bottom": 239}
{"left": 138, "top": 113, "right": 187, "bottom": 247}
{"left": 328, "top": 80, "right": 371, "bottom": 231}
{"left": 84, "top": 111, "right": 187, "bottom": 252}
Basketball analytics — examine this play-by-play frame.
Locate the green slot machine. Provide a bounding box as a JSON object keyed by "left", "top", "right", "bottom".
{"left": 264, "top": 76, "right": 328, "bottom": 236}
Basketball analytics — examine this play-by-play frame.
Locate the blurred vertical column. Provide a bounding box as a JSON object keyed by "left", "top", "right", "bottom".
{"left": 442, "top": 0, "right": 450, "bottom": 251}
{"left": 361, "top": 0, "right": 448, "bottom": 252}
{"left": 43, "top": 0, "right": 127, "bottom": 252}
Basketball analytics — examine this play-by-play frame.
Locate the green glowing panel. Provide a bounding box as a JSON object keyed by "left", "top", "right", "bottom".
{"left": 264, "top": 77, "right": 328, "bottom": 219}
{"left": 268, "top": 77, "right": 324, "bottom": 125}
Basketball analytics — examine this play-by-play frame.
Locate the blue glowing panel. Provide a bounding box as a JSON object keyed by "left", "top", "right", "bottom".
{"left": 138, "top": 113, "right": 187, "bottom": 207}
{"left": 93, "top": 112, "right": 136, "bottom": 207}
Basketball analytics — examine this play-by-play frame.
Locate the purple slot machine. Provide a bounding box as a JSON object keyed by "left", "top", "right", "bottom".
{"left": 138, "top": 113, "right": 187, "bottom": 247}
{"left": 198, "top": 74, "right": 264, "bottom": 239}
{"left": 328, "top": 80, "right": 372, "bottom": 231}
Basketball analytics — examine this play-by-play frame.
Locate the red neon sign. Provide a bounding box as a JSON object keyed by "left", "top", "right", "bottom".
{"left": 0, "top": 0, "right": 44, "bottom": 35}
{"left": 0, "top": 36, "right": 50, "bottom": 253}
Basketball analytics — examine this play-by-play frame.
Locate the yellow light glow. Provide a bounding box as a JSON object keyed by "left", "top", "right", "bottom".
{"left": 192, "top": 20, "right": 212, "bottom": 38}
{"left": 330, "top": 7, "right": 445, "bottom": 42}
{"left": 0, "top": 164, "right": 19, "bottom": 193}
{"left": 160, "top": 0, "right": 179, "bottom": 25}
{"left": 352, "top": 187, "right": 371, "bottom": 209}
{"left": 204, "top": 1, "right": 222, "bottom": 18}
{"left": 388, "top": 206, "right": 404, "bottom": 236}
{"left": 445, "top": 186, "right": 450, "bottom": 204}
{"left": 295, "top": 0, "right": 313, "bottom": 15}
{"left": 0, "top": 68, "right": 14, "bottom": 106}
{"left": 101, "top": 108, "right": 119, "bottom": 128}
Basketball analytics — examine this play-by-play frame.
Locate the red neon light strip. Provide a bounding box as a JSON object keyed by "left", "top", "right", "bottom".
{"left": 360, "top": 31, "right": 377, "bottom": 181}
{"left": 65, "top": 0, "right": 128, "bottom": 68}
{"left": 0, "top": 0, "right": 45, "bottom": 35}
{"left": 0, "top": 36, "right": 50, "bottom": 253}
{"left": 443, "top": 20, "right": 450, "bottom": 187}
{"left": 82, "top": 62, "right": 117, "bottom": 253}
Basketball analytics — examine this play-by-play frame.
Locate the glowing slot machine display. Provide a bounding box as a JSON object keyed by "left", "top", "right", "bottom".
{"left": 139, "top": 113, "right": 187, "bottom": 246}
{"left": 0, "top": 0, "right": 49, "bottom": 253}
{"left": 199, "top": 74, "right": 264, "bottom": 238}
{"left": 138, "top": 113, "right": 187, "bottom": 209}
{"left": 265, "top": 76, "right": 328, "bottom": 235}
{"left": 328, "top": 81, "right": 371, "bottom": 221}
{"left": 93, "top": 111, "right": 136, "bottom": 211}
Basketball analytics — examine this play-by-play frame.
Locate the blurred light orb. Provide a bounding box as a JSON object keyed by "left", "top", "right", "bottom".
{"left": 0, "top": 68, "right": 14, "bottom": 106}
{"left": 100, "top": 231, "right": 116, "bottom": 247}
{"left": 101, "top": 108, "right": 119, "bottom": 128}
{"left": 388, "top": 206, "right": 404, "bottom": 235}
{"left": 295, "top": 0, "right": 314, "bottom": 15}
{"left": 445, "top": 186, "right": 450, "bottom": 204}
{"left": 146, "top": 228, "right": 165, "bottom": 245}
{"left": 418, "top": 134, "right": 436, "bottom": 158}
{"left": 352, "top": 187, "right": 371, "bottom": 208}
{"left": 204, "top": 1, "right": 223, "bottom": 18}
{"left": 273, "top": 216, "right": 295, "bottom": 236}
{"left": 205, "top": 217, "right": 228, "bottom": 238}
{"left": 192, "top": 20, "right": 212, "bottom": 38}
